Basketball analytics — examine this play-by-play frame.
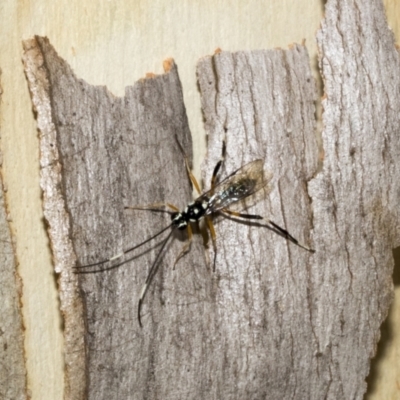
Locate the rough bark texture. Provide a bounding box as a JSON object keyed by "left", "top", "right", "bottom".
{"left": 197, "top": 46, "right": 319, "bottom": 399}
{"left": 0, "top": 173, "right": 27, "bottom": 399}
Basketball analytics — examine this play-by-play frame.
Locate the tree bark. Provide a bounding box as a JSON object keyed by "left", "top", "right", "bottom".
{"left": 197, "top": 46, "right": 319, "bottom": 399}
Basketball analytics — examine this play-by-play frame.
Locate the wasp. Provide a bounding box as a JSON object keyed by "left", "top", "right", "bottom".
{"left": 75, "top": 138, "right": 314, "bottom": 327}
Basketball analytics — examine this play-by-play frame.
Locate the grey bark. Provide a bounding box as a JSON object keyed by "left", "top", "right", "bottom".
{"left": 0, "top": 172, "right": 27, "bottom": 399}
{"left": 197, "top": 46, "right": 319, "bottom": 399}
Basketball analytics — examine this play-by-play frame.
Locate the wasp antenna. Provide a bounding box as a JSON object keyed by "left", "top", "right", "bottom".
{"left": 125, "top": 203, "right": 179, "bottom": 213}
{"left": 75, "top": 223, "right": 174, "bottom": 272}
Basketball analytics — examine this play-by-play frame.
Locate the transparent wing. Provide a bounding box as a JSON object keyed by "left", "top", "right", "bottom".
{"left": 198, "top": 159, "right": 273, "bottom": 212}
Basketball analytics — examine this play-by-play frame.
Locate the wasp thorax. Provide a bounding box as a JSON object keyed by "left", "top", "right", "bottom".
{"left": 171, "top": 201, "right": 209, "bottom": 230}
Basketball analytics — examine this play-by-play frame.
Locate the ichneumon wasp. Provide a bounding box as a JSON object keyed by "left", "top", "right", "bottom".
{"left": 74, "top": 137, "right": 315, "bottom": 327}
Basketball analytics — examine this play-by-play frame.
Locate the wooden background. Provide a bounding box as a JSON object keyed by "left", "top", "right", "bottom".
{"left": 1, "top": 1, "right": 399, "bottom": 399}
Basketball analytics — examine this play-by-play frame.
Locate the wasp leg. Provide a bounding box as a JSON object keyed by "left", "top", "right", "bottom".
{"left": 210, "top": 138, "right": 226, "bottom": 193}
{"left": 221, "top": 209, "right": 315, "bottom": 253}
{"left": 138, "top": 228, "right": 175, "bottom": 327}
{"left": 182, "top": 153, "right": 201, "bottom": 195}
{"left": 205, "top": 216, "right": 218, "bottom": 271}
{"left": 125, "top": 202, "right": 179, "bottom": 213}
{"left": 175, "top": 136, "right": 202, "bottom": 195}
{"left": 173, "top": 223, "right": 193, "bottom": 269}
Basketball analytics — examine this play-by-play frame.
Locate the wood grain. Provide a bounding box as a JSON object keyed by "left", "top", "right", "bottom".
{"left": 197, "top": 45, "right": 319, "bottom": 399}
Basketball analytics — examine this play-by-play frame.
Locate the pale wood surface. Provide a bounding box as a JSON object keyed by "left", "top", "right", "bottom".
{"left": 1, "top": 1, "right": 400, "bottom": 399}
{"left": 0, "top": 173, "right": 26, "bottom": 398}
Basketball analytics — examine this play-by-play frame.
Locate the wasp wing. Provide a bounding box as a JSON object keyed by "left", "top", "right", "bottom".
{"left": 199, "top": 159, "right": 273, "bottom": 213}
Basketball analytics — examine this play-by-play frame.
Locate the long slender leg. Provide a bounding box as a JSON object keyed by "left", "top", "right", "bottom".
{"left": 138, "top": 228, "right": 175, "bottom": 327}
{"left": 201, "top": 137, "right": 226, "bottom": 271}
{"left": 175, "top": 136, "right": 202, "bottom": 195}
{"left": 205, "top": 216, "right": 218, "bottom": 271}
{"left": 221, "top": 209, "right": 315, "bottom": 252}
{"left": 173, "top": 224, "right": 193, "bottom": 269}
{"left": 222, "top": 209, "right": 263, "bottom": 220}
{"left": 210, "top": 138, "right": 226, "bottom": 192}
